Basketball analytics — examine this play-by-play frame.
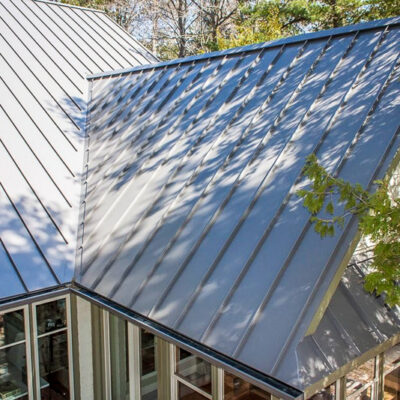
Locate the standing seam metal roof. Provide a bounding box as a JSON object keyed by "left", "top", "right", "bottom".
{"left": 80, "top": 17, "right": 400, "bottom": 389}
{"left": 0, "top": 0, "right": 157, "bottom": 301}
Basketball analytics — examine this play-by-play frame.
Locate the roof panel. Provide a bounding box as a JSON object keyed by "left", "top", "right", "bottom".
{"left": 0, "top": 240, "right": 27, "bottom": 297}
{"left": 80, "top": 19, "right": 400, "bottom": 389}
{"left": 0, "top": 184, "right": 58, "bottom": 291}
{"left": 0, "top": 0, "right": 157, "bottom": 301}
{"left": 295, "top": 264, "right": 400, "bottom": 390}
{"left": 94, "top": 12, "right": 158, "bottom": 65}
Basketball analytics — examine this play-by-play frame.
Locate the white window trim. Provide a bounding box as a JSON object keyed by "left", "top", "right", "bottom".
{"left": 32, "top": 294, "right": 74, "bottom": 400}
{"left": 171, "top": 344, "right": 213, "bottom": 400}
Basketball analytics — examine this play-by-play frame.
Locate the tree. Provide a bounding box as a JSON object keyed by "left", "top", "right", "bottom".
{"left": 218, "top": 0, "right": 400, "bottom": 51}
{"left": 192, "top": 0, "right": 239, "bottom": 51}
{"left": 297, "top": 154, "right": 400, "bottom": 306}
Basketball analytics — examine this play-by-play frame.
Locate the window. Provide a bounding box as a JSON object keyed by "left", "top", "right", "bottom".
{"left": 35, "top": 298, "right": 72, "bottom": 399}
{"left": 224, "top": 371, "right": 271, "bottom": 400}
{"left": 0, "top": 308, "right": 30, "bottom": 400}
{"left": 308, "top": 384, "right": 335, "bottom": 400}
{"left": 141, "top": 330, "right": 158, "bottom": 400}
{"left": 174, "top": 347, "right": 212, "bottom": 399}
{"left": 109, "top": 313, "right": 129, "bottom": 400}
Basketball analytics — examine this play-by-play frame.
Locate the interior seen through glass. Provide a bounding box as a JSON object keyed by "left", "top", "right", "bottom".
{"left": 176, "top": 347, "right": 211, "bottom": 395}
{"left": 0, "top": 310, "right": 25, "bottom": 347}
{"left": 0, "top": 310, "right": 27, "bottom": 400}
{"left": 0, "top": 343, "right": 28, "bottom": 400}
{"left": 308, "top": 384, "right": 336, "bottom": 400}
{"left": 36, "top": 299, "right": 67, "bottom": 336}
{"left": 179, "top": 381, "right": 208, "bottom": 400}
{"left": 141, "top": 330, "right": 158, "bottom": 400}
{"left": 37, "top": 299, "right": 70, "bottom": 400}
{"left": 224, "top": 371, "right": 271, "bottom": 400}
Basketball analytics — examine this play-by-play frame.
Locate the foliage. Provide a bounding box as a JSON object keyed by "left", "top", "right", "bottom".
{"left": 298, "top": 154, "right": 400, "bottom": 306}
{"left": 218, "top": 0, "right": 400, "bottom": 51}
{"left": 60, "top": 0, "right": 400, "bottom": 58}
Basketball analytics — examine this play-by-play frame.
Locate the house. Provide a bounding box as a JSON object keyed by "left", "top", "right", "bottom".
{"left": 0, "top": 1, "right": 399, "bottom": 399}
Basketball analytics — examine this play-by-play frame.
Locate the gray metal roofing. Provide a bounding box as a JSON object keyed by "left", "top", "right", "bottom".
{"left": 298, "top": 262, "right": 400, "bottom": 390}
{"left": 0, "top": 0, "right": 157, "bottom": 300}
{"left": 79, "top": 17, "right": 400, "bottom": 389}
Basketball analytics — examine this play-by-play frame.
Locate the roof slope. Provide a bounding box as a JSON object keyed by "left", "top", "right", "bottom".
{"left": 0, "top": 0, "right": 156, "bottom": 300}
{"left": 298, "top": 263, "right": 400, "bottom": 391}
{"left": 80, "top": 17, "right": 400, "bottom": 389}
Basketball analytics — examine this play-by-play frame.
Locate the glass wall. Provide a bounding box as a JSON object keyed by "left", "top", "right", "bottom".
{"left": 174, "top": 347, "right": 212, "bottom": 399}
{"left": 308, "top": 384, "right": 335, "bottom": 400}
{"left": 35, "top": 298, "right": 71, "bottom": 400}
{"left": 0, "top": 308, "right": 29, "bottom": 400}
{"left": 224, "top": 371, "right": 271, "bottom": 400}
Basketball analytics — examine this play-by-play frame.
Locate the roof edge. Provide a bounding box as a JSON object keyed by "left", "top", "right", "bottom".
{"left": 303, "top": 333, "right": 400, "bottom": 398}
{"left": 0, "top": 282, "right": 302, "bottom": 399}
{"left": 0, "top": 284, "right": 71, "bottom": 311}
{"left": 306, "top": 143, "right": 400, "bottom": 337}
{"left": 33, "top": 0, "right": 105, "bottom": 13}
{"left": 87, "top": 16, "right": 400, "bottom": 80}
{"left": 72, "top": 284, "right": 304, "bottom": 400}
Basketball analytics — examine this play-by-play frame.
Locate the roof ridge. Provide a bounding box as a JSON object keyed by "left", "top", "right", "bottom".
{"left": 32, "top": 0, "right": 105, "bottom": 14}
{"left": 87, "top": 16, "right": 400, "bottom": 80}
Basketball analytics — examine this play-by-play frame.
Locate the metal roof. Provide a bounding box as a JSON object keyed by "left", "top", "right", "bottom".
{"left": 0, "top": 0, "right": 157, "bottom": 300}
{"left": 298, "top": 261, "right": 400, "bottom": 392}
{"left": 79, "top": 17, "right": 400, "bottom": 389}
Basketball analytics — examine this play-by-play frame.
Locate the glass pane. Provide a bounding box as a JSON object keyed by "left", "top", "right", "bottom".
{"left": 141, "top": 330, "right": 158, "bottom": 400}
{"left": 37, "top": 299, "right": 67, "bottom": 335}
{"left": 224, "top": 371, "right": 271, "bottom": 400}
{"left": 110, "top": 314, "right": 129, "bottom": 400}
{"left": 0, "top": 343, "right": 28, "bottom": 400}
{"left": 346, "top": 358, "right": 375, "bottom": 397}
{"left": 385, "top": 344, "right": 400, "bottom": 374}
{"left": 385, "top": 365, "right": 400, "bottom": 400}
{"left": 176, "top": 348, "right": 211, "bottom": 394}
{"left": 39, "top": 331, "right": 70, "bottom": 399}
{"left": 308, "top": 384, "right": 336, "bottom": 400}
{"left": 178, "top": 382, "right": 208, "bottom": 400}
{"left": 0, "top": 310, "right": 25, "bottom": 347}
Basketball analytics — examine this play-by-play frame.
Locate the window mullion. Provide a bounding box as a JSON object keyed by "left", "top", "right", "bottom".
{"left": 128, "top": 322, "right": 141, "bottom": 400}
{"left": 175, "top": 375, "right": 213, "bottom": 399}
{"left": 170, "top": 344, "right": 178, "bottom": 400}
{"left": 102, "top": 309, "right": 112, "bottom": 400}
{"left": 211, "top": 365, "right": 223, "bottom": 400}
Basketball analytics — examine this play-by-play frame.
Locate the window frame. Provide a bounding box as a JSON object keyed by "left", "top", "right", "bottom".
{"left": 0, "top": 304, "right": 33, "bottom": 400}
{"left": 171, "top": 344, "right": 214, "bottom": 400}
{"left": 32, "top": 294, "right": 74, "bottom": 400}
